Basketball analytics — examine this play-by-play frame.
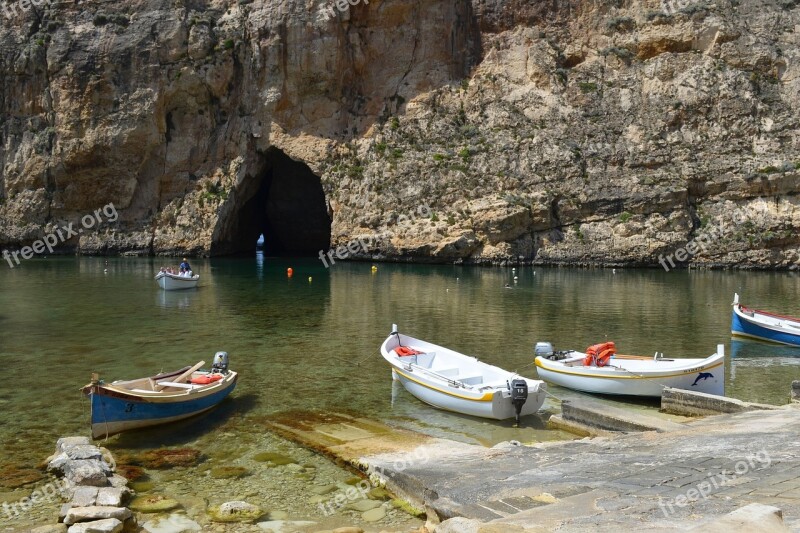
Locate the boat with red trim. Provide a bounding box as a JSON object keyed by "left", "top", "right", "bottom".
{"left": 732, "top": 293, "right": 800, "bottom": 346}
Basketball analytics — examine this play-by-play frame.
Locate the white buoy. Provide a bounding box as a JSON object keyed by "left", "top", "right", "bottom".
{"left": 613, "top": 268, "right": 616, "bottom": 274}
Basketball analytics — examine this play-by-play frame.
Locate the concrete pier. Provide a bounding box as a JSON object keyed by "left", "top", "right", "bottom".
{"left": 268, "top": 405, "right": 800, "bottom": 531}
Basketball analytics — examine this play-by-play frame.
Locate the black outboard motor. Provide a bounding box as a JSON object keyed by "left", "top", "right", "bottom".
{"left": 510, "top": 378, "right": 528, "bottom": 426}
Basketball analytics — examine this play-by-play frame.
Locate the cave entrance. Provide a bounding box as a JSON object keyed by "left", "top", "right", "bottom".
{"left": 212, "top": 148, "right": 331, "bottom": 256}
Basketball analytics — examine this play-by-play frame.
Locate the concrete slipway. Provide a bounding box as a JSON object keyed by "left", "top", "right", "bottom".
{"left": 266, "top": 400, "right": 800, "bottom": 532}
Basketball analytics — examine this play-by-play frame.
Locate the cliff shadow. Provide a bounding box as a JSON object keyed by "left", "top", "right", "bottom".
{"left": 210, "top": 147, "right": 331, "bottom": 256}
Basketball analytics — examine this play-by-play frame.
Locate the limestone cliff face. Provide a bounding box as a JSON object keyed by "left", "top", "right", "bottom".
{"left": 0, "top": 0, "right": 798, "bottom": 268}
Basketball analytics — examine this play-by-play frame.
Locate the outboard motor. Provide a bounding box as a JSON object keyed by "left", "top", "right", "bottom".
{"left": 212, "top": 351, "right": 229, "bottom": 374}
{"left": 534, "top": 342, "right": 554, "bottom": 358}
{"left": 510, "top": 378, "right": 529, "bottom": 427}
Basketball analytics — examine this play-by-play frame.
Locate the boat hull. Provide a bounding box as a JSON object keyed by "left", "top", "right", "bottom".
{"left": 155, "top": 272, "right": 199, "bottom": 290}
{"left": 731, "top": 303, "right": 800, "bottom": 346}
{"left": 535, "top": 349, "right": 724, "bottom": 397}
{"left": 392, "top": 369, "right": 545, "bottom": 420}
{"left": 88, "top": 374, "right": 236, "bottom": 439}
{"left": 381, "top": 329, "right": 547, "bottom": 420}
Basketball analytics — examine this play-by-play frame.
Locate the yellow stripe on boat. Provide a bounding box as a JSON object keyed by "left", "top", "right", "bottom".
{"left": 393, "top": 368, "right": 494, "bottom": 402}
{"left": 534, "top": 359, "right": 724, "bottom": 380}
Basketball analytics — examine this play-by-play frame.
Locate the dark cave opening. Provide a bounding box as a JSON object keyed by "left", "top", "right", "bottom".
{"left": 212, "top": 148, "right": 331, "bottom": 256}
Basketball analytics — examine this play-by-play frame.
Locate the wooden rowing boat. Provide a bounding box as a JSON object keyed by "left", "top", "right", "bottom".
{"left": 82, "top": 354, "right": 237, "bottom": 439}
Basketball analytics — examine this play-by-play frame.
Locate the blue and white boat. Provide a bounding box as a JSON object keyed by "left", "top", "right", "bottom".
{"left": 82, "top": 353, "right": 237, "bottom": 439}
{"left": 732, "top": 293, "right": 800, "bottom": 346}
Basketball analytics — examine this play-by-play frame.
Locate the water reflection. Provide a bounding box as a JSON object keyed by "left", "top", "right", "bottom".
{"left": 156, "top": 289, "right": 198, "bottom": 310}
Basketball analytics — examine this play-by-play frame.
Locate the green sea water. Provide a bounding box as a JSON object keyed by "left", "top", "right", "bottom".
{"left": 0, "top": 256, "right": 799, "bottom": 528}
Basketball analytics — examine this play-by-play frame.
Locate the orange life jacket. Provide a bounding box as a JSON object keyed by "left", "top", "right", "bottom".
{"left": 583, "top": 342, "right": 616, "bottom": 367}
{"left": 190, "top": 374, "right": 224, "bottom": 385}
{"left": 394, "top": 346, "right": 423, "bottom": 357}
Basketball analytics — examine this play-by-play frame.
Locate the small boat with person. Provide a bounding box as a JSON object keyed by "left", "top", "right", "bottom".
{"left": 534, "top": 341, "right": 725, "bottom": 397}
{"left": 155, "top": 269, "right": 199, "bottom": 290}
{"left": 731, "top": 293, "right": 800, "bottom": 346}
{"left": 82, "top": 352, "right": 237, "bottom": 439}
{"left": 380, "top": 325, "right": 547, "bottom": 423}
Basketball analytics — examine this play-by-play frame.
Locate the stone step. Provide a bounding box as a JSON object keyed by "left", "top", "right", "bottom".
{"left": 560, "top": 399, "right": 686, "bottom": 433}
{"left": 661, "top": 387, "right": 780, "bottom": 417}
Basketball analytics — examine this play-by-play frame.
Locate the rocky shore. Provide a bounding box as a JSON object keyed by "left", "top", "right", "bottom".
{"left": 1, "top": 0, "right": 799, "bottom": 268}
{"left": 4, "top": 434, "right": 426, "bottom": 533}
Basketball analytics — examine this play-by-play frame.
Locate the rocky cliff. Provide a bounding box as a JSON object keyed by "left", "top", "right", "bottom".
{"left": 1, "top": 0, "right": 798, "bottom": 267}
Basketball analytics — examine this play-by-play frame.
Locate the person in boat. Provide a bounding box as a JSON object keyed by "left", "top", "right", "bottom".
{"left": 179, "top": 258, "right": 192, "bottom": 277}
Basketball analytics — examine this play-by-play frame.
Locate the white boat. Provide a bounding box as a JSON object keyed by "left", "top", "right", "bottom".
{"left": 534, "top": 342, "right": 725, "bottom": 397}
{"left": 155, "top": 270, "right": 199, "bottom": 290}
{"left": 380, "top": 325, "right": 547, "bottom": 422}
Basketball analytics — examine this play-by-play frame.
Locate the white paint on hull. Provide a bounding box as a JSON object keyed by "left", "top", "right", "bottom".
{"left": 535, "top": 346, "right": 725, "bottom": 397}
{"left": 381, "top": 328, "right": 547, "bottom": 420}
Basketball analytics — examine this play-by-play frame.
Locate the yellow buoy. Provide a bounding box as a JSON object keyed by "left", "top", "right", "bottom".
{"left": 308, "top": 276, "right": 312, "bottom": 283}
{"left": 371, "top": 265, "right": 378, "bottom": 273}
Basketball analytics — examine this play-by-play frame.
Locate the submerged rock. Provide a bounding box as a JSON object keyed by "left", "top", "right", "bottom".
{"left": 119, "top": 449, "right": 202, "bottom": 469}
{"left": 31, "top": 525, "right": 68, "bottom": 533}
{"left": 256, "top": 520, "right": 316, "bottom": 532}
{"left": 208, "top": 500, "right": 264, "bottom": 523}
{"left": 209, "top": 466, "right": 249, "bottom": 479}
{"left": 129, "top": 495, "right": 181, "bottom": 513}
{"left": 141, "top": 513, "right": 202, "bottom": 533}
{"left": 115, "top": 465, "right": 147, "bottom": 481}
{"left": 252, "top": 452, "right": 297, "bottom": 466}
{"left": 129, "top": 481, "right": 155, "bottom": 492}
{"left": 0, "top": 464, "right": 46, "bottom": 488}
{"left": 347, "top": 499, "right": 381, "bottom": 512}
{"left": 361, "top": 506, "right": 386, "bottom": 522}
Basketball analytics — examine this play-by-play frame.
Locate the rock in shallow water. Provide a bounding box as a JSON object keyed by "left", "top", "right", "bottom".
{"left": 129, "top": 495, "right": 181, "bottom": 513}
{"left": 208, "top": 500, "right": 264, "bottom": 523}
{"left": 256, "top": 520, "right": 316, "bottom": 532}
{"left": 362, "top": 506, "right": 386, "bottom": 522}
{"left": 64, "top": 506, "right": 131, "bottom": 525}
{"left": 347, "top": 499, "right": 382, "bottom": 512}
{"left": 31, "top": 525, "right": 68, "bottom": 533}
{"left": 66, "top": 518, "right": 123, "bottom": 533}
{"left": 141, "top": 513, "right": 202, "bottom": 533}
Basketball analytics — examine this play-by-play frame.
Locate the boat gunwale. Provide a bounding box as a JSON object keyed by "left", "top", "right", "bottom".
{"left": 88, "top": 371, "right": 238, "bottom": 402}
{"left": 534, "top": 355, "right": 724, "bottom": 380}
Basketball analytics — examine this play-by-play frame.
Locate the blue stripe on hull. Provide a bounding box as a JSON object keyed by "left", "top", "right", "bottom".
{"left": 731, "top": 311, "right": 800, "bottom": 346}
{"left": 91, "top": 383, "right": 236, "bottom": 426}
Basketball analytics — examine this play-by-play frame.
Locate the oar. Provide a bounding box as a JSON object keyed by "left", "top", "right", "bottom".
{"left": 155, "top": 361, "right": 205, "bottom": 391}
{"left": 174, "top": 361, "right": 205, "bottom": 383}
